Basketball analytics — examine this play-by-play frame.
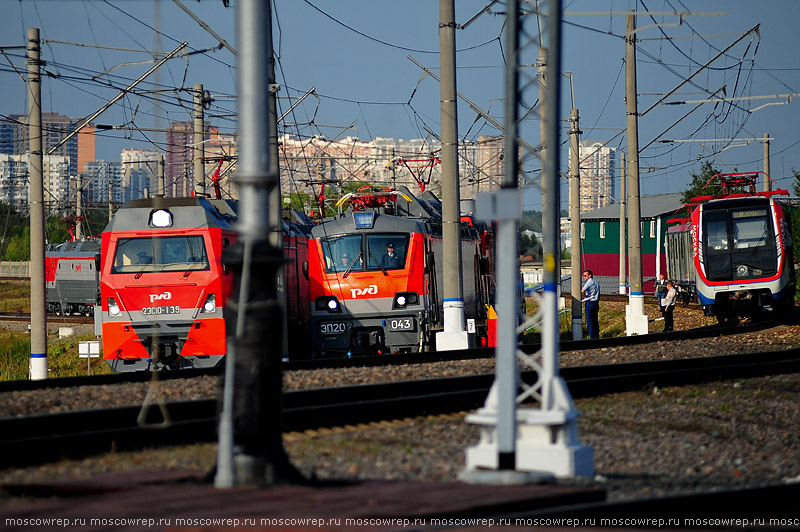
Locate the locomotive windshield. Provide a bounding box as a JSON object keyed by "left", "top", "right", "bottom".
{"left": 702, "top": 206, "right": 776, "bottom": 282}
{"left": 111, "top": 235, "right": 209, "bottom": 274}
{"left": 321, "top": 233, "right": 409, "bottom": 273}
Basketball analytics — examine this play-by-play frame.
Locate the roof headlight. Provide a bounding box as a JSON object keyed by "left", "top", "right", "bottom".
{"left": 150, "top": 209, "right": 173, "bottom": 228}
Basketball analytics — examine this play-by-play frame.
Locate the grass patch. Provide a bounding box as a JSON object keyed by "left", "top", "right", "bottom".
{"left": 0, "top": 331, "right": 112, "bottom": 380}
{"left": 0, "top": 280, "right": 30, "bottom": 313}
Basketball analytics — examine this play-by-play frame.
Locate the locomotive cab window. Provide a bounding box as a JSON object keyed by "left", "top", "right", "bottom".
{"left": 321, "top": 235, "right": 363, "bottom": 273}
{"left": 367, "top": 234, "right": 408, "bottom": 271}
{"left": 111, "top": 235, "right": 209, "bottom": 274}
{"left": 320, "top": 233, "right": 409, "bottom": 273}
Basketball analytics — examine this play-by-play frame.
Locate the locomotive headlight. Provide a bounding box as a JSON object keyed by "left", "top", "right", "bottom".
{"left": 108, "top": 298, "right": 121, "bottom": 316}
{"left": 202, "top": 293, "right": 216, "bottom": 313}
{"left": 150, "top": 209, "right": 173, "bottom": 228}
{"left": 315, "top": 296, "right": 341, "bottom": 313}
{"left": 393, "top": 292, "right": 419, "bottom": 309}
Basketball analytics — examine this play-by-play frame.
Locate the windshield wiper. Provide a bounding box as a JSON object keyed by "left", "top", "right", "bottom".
{"left": 369, "top": 251, "right": 388, "bottom": 276}
{"left": 751, "top": 230, "right": 768, "bottom": 256}
{"left": 183, "top": 259, "right": 204, "bottom": 277}
{"left": 134, "top": 257, "right": 152, "bottom": 279}
{"left": 343, "top": 252, "right": 362, "bottom": 279}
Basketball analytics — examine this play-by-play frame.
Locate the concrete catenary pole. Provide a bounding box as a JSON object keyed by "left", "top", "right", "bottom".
{"left": 568, "top": 108, "right": 582, "bottom": 340}
{"left": 75, "top": 176, "right": 82, "bottom": 240}
{"left": 217, "top": 0, "right": 301, "bottom": 487}
{"left": 193, "top": 83, "right": 205, "bottom": 196}
{"left": 436, "top": 0, "right": 470, "bottom": 350}
{"left": 618, "top": 152, "right": 627, "bottom": 294}
{"left": 763, "top": 132, "right": 771, "bottom": 192}
{"left": 538, "top": 46, "right": 551, "bottom": 257}
{"left": 158, "top": 154, "right": 166, "bottom": 197}
{"left": 27, "top": 27, "right": 47, "bottom": 380}
{"left": 108, "top": 172, "right": 114, "bottom": 222}
{"left": 624, "top": 12, "right": 648, "bottom": 335}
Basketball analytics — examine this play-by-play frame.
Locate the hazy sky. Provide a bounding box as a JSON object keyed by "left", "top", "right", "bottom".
{"left": 2, "top": 0, "right": 800, "bottom": 209}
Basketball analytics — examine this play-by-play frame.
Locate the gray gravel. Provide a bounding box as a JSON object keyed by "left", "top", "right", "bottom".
{"left": 1, "top": 325, "right": 800, "bottom": 503}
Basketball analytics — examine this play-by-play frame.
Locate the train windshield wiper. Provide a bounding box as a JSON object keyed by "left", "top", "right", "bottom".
{"left": 751, "top": 230, "right": 768, "bottom": 256}
{"left": 183, "top": 259, "right": 203, "bottom": 277}
{"left": 342, "top": 252, "right": 362, "bottom": 279}
{"left": 369, "top": 251, "right": 388, "bottom": 276}
{"left": 134, "top": 257, "right": 152, "bottom": 279}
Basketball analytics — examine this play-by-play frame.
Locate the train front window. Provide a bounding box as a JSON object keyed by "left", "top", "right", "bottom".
{"left": 366, "top": 234, "right": 408, "bottom": 271}
{"left": 321, "top": 235, "right": 362, "bottom": 273}
{"left": 704, "top": 215, "right": 728, "bottom": 251}
{"left": 732, "top": 209, "right": 769, "bottom": 250}
{"left": 111, "top": 235, "right": 209, "bottom": 274}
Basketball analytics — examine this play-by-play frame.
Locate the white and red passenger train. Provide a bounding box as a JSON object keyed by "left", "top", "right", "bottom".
{"left": 671, "top": 172, "right": 795, "bottom": 323}
{"left": 306, "top": 186, "right": 495, "bottom": 358}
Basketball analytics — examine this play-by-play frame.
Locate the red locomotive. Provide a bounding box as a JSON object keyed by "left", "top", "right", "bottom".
{"left": 306, "top": 186, "right": 495, "bottom": 357}
{"left": 99, "top": 197, "right": 239, "bottom": 371}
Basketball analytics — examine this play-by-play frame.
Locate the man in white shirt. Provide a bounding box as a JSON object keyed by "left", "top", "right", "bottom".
{"left": 581, "top": 269, "right": 600, "bottom": 339}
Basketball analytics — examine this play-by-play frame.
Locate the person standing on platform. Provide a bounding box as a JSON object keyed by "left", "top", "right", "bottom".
{"left": 581, "top": 269, "right": 600, "bottom": 339}
{"left": 655, "top": 273, "right": 668, "bottom": 312}
{"left": 662, "top": 280, "right": 677, "bottom": 332}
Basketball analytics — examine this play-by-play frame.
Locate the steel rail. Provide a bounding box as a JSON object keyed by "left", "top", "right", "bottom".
{"left": 0, "top": 318, "right": 782, "bottom": 393}
{"left": 1, "top": 349, "right": 799, "bottom": 469}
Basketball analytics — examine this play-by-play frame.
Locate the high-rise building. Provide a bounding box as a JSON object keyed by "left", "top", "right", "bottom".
{"left": 0, "top": 153, "right": 69, "bottom": 212}
{"left": 0, "top": 154, "right": 29, "bottom": 211}
{"left": 165, "top": 121, "right": 215, "bottom": 197}
{"left": 83, "top": 160, "right": 123, "bottom": 206}
{"left": 577, "top": 141, "right": 616, "bottom": 213}
{"left": 121, "top": 149, "right": 160, "bottom": 202}
{"left": 2, "top": 113, "right": 95, "bottom": 177}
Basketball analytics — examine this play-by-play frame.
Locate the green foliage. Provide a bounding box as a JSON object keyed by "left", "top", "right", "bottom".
{"left": 0, "top": 332, "right": 31, "bottom": 380}
{"left": 680, "top": 161, "right": 724, "bottom": 212}
{"left": 3, "top": 225, "right": 30, "bottom": 261}
{"left": 0, "top": 332, "right": 112, "bottom": 381}
{"left": 520, "top": 210, "right": 542, "bottom": 232}
{"left": 519, "top": 232, "right": 540, "bottom": 257}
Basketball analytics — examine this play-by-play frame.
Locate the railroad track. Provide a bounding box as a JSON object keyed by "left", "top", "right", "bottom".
{"left": 2, "top": 349, "right": 799, "bottom": 469}
{"left": 0, "top": 312, "right": 93, "bottom": 325}
{"left": 0, "top": 319, "right": 781, "bottom": 394}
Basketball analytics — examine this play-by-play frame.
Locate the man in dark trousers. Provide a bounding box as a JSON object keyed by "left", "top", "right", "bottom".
{"left": 581, "top": 269, "right": 600, "bottom": 339}
{"left": 655, "top": 273, "right": 668, "bottom": 312}
{"left": 662, "top": 280, "right": 677, "bottom": 332}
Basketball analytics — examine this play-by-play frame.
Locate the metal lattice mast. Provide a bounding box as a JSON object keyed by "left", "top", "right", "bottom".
{"left": 463, "top": 0, "right": 593, "bottom": 480}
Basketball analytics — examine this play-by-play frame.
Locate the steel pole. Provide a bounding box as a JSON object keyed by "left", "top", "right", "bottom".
{"left": 219, "top": 0, "right": 301, "bottom": 487}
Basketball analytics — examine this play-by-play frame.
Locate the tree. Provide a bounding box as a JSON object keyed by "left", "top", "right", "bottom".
{"left": 680, "top": 161, "right": 724, "bottom": 210}
{"left": 790, "top": 169, "right": 800, "bottom": 275}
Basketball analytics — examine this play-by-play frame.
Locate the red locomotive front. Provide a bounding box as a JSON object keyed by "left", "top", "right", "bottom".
{"left": 100, "top": 197, "right": 237, "bottom": 371}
